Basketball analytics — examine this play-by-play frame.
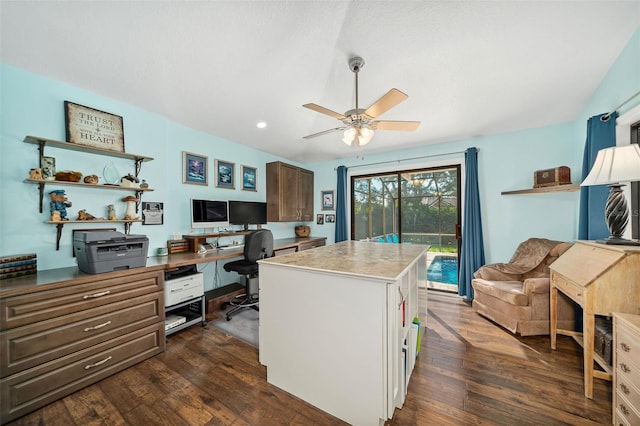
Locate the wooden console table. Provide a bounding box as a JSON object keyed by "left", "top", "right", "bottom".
{"left": 550, "top": 241, "right": 640, "bottom": 398}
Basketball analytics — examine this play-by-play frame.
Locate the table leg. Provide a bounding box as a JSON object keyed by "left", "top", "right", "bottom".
{"left": 550, "top": 285, "right": 558, "bottom": 350}
{"left": 583, "top": 311, "right": 595, "bottom": 399}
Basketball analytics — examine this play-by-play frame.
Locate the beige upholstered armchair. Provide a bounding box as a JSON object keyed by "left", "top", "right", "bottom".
{"left": 471, "top": 238, "right": 575, "bottom": 336}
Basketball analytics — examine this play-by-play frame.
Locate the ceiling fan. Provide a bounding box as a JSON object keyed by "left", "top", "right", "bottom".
{"left": 303, "top": 56, "right": 420, "bottom": 147}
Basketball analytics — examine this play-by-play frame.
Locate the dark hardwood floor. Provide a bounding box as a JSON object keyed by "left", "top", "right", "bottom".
{"left": 6, "top": 291, "right": 612, "bottom": 425}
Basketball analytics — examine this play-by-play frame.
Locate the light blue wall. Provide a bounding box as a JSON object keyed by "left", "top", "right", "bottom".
{"left": 0, "top": 64, "right": 304, "bottom": 290}
{"left": 309, "top": 123, "right": 578, "bottom": 263}
{"left": 1, "top": 25, "right": 638, "bottom": 281}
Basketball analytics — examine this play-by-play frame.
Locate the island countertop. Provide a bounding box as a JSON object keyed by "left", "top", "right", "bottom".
{"left": 258, "top": 240, "right": 428, "bottom": 281}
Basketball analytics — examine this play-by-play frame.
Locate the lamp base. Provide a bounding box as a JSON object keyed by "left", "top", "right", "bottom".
{"left": 595, "top": 236, "right": 640, "bottom": 246}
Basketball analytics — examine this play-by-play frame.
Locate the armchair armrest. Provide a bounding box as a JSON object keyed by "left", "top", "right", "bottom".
{"left": 523, "top": 277, "right": 550, "bottom": 295}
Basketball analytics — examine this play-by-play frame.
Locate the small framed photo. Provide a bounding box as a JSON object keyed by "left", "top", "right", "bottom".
{"left": 141, "top": 202, "right": 164, "bottom": 225}
{"left": 65, "top": 101, "right": 125, "bottom": 152}
{"left": 215, "top": 159, "right": 235, "bottom": 189}
{"left": 183, "top": 151, "right": 208, "bottom": 185}
{"left": 317, "top": 214, "right": 324, "bottom": 225}
{"left": 321, "top": 190, "right": 335, "bottom": 210}
{"left": 325, "top": 214, "right": 335, "bottom": 223}
{"left": 241, "top": 165, "right": 257, "bottom": 191}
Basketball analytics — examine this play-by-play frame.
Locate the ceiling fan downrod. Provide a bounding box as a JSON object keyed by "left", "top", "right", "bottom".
{"left": 349, "top": 57, "right": 365, "bottom": 110}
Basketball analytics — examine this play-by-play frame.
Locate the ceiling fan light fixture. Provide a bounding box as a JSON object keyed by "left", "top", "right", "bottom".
{"left": 342, "top": 124, "right": 374, "bottom": 147}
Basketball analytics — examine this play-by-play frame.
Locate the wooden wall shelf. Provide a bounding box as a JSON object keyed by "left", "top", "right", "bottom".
{"left": 501, "top": 184, "right": 580, "bottom": 195}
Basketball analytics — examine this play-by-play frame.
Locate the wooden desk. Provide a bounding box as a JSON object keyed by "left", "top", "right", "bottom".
{"left": 149, "top": 236, "right": 326, "bottom": 269}
{"left": 550, "top": 241, "right": 640, "bottom": 399}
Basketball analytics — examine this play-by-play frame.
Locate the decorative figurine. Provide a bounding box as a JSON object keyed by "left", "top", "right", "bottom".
{"left": 49, "top": 190, "right": 72, "bottom": 221}
{"left": 107, "top": 204, "right": 116, "bottom": 220}
{"left": 120, "top": 173, "right": 140, "bottom": 188}
{"left": 122, "top": 195, "right": 139, "bottom": 220}
{"left": 28, "top": 168, "right": 43, "bottom": 180}
{"left": 77, "top": 209, "right": 98, "bottom": 220}
{"left": 83, "top": 174, "right": 99, "bottom": 184}
{"left": 139, "top": 179, "right": 149, "bottom": 189}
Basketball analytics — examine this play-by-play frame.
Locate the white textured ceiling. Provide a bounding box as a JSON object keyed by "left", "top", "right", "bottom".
{"left": 1, "top": 1, "right": 639, "bottom": 163}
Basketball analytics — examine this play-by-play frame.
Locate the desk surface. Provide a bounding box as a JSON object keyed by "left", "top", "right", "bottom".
{"left": 0, "top": 236, "right": 326, "bottom": 297}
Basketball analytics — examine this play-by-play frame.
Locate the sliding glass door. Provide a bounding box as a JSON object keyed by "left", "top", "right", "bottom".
{"left": 351, "top": 165, "right": 461, "bottom": 292}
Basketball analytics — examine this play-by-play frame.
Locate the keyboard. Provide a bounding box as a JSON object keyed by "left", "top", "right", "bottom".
{"left": 219, "top": 245, "right": 244, "bottom": 251}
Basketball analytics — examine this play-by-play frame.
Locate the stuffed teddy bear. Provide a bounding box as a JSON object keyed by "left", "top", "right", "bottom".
{"left": 28, "top": 168, "right": 43, "bottom": 180}
{"left": 49, "top": 190, "right": 72, "bottom": 221}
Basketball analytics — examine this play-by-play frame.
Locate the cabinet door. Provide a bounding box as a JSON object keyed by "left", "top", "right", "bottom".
{"left": 298, "top": 168, "right": 314, "bottom": 221}
{"left": 279, "top": 163, "right": 300, "bottom": 221}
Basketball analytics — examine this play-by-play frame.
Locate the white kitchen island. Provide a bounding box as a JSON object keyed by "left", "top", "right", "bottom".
{"left": 258, "top": 241, "right": 428, "bottom": 426}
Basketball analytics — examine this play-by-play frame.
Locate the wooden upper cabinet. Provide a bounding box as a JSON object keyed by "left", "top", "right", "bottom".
{"left": 266, "top": 161, "right": 314, "bottom": 222}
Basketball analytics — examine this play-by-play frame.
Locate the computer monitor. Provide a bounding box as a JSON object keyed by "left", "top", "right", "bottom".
{"left": 191, "top": 199, "right": 229, "bottom": 228}
{"left": 228, "top": 201, "right": 267, "bottom": 230}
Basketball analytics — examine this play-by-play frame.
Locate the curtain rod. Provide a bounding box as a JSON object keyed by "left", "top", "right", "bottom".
{"left": 337, "top": 149, "right": 472, "bottom": 170}
{"left": 601, "top": 90, "right": 640, "bottom": 121}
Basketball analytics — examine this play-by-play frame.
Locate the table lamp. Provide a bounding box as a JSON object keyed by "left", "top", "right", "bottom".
{"left": 581, "top": 144, "right": 640, "bottom": 245}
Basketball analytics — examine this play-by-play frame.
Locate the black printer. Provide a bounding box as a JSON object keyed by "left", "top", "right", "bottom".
{"left": 74, "top": 231, "right": 149, "bottom": 274}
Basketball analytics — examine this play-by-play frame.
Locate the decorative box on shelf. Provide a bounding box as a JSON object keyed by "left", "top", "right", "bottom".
{"left": 534, "top": 166, "right": 571, "bottom": 188}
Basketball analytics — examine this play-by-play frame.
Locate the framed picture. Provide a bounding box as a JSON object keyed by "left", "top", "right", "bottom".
{"left": 241, "top": 165, "right": 257, "bottom": 191}
{"left": 317, "top": 214, "right": 324, "bottom": 225}
{"left": 64, "top": 101, "right": 125, "bottom": 152}
{"left": 215, "top": 159, "right": 235, "bottom": 189}
{"left": 183, "top": 152, "right": 208, "bottom": 185}
{"left": 325, "top": 214, "right": 335, "bottom": 223}
{"left": 321, "top": 190, "right": 335, "bottom": 210}
{"left": 141, "top": 202, "right": 164, "bottom": 225}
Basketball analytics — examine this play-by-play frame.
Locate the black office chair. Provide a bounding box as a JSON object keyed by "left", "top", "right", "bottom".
{"left": 222, "top": 229, "right": 274, "bottom": 321}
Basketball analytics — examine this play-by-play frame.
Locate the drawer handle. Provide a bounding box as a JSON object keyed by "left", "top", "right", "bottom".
{"left": 620, "top": 363, "right": 631, "bottom": 373}
{"left": 620, "top": 342, "right": 631, "bottom": 352}
{"left": 620, "top": 404, "right": 629, "bottom": 416}
{"left": 84, "top": 320, "right": 112, "bottom": 332}
{"left": 83, "top": 290, "right": 111, "bottom": 299}
{"left": 576, "top": 293, "right": 582, "bottom": 297}
{"left": 621, "top": 383, "right": 630, "bottom": 394}
{"left": 84, "top": 355, "right": 112, "bottom": 370}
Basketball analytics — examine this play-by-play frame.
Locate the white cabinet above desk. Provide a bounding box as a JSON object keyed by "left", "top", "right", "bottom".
{"left": 258, "top": 241, "right": 428, "bottom": 426}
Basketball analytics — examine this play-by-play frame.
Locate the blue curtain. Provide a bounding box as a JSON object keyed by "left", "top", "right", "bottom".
{"left": 578, "top": 112, "right": 618, "bottom": 240}
{"left": 335, "top": 166, "right": 348, "bottom": 242}
{"left": 576, "top": 112, "right": 618, "bottom": 331}
{"left": 458, "top": 147, "right": 485, "bottom": 301}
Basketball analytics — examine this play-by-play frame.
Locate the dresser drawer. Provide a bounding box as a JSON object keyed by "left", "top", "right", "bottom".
{"left": 0, "top": 269, "right": 163, "bottom": 330}
{"left": 299, "top": 239, "right": 326, "bottom": 251}
{"left": 0, "top": 322, "right": 164, "bottom": 423}
{"left": 615, "top": 392, "right": 640, "bottom": 426}
{"left": 1, "top": 292, "right": 163, "bottom": 377}
{"left": 617, "top": 321, "right": 640, "bottom": 364}
{"left": 550, "top": 272, "right": 585, "bottom": 305}
{"left": 617, "top": 373, "right": 640, "bottom": 419}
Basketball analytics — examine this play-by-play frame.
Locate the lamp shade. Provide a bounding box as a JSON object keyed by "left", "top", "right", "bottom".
{"left": 342, "top": 124, "right": 374, "bottom": 147}
{"left": 581, "top": 144, "right": 640, "bottom": 186}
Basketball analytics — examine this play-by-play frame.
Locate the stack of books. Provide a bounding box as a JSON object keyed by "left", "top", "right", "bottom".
{"left": 167, "top": 239, "right": 189, "bottom": 254}
{"left": 1, "top": 253, "right": 37, "bottom": 280}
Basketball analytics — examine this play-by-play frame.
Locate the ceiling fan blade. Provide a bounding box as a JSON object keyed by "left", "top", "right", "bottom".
{"left": 303, "top": 127, "right": 345, "bottom": 139}
{"left": 373, "top": 120, "right": 421, "bottom": 131}
{"left": 364, "top": 88, "right": 408, "bottom": 118}
{"left": 303, "top": 103, "right": 346, "bottom": 120}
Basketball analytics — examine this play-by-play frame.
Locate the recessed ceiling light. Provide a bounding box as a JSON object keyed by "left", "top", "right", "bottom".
{"left": 257, "top": 121, "right": 267, "bottom": 129}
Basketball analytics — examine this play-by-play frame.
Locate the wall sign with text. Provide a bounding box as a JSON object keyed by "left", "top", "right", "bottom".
{"left": 64, "top": 101, "right": 125, "bottom": 152}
